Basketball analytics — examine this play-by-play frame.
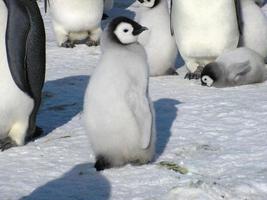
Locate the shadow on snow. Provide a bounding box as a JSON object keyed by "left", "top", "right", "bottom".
{"left": 37, "top": 75, "right": 90, "bottom": 134}
{"left": 20, "top": 163, "right": 111, "bottom": 200}
{"left": 154, "top": 98, "right": 181, "bottom": 157}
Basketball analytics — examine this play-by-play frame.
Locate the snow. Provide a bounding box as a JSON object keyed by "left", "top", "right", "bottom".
{"left": 1, "top": 1, "right": 267, "bottom": 200}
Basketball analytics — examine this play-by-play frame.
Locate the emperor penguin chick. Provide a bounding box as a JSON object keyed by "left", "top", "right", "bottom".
{"left": 201, "top": 48, "right": 266, "bottom": 88}
{"left": 49, "top": 0, "right": 104, "bottom": 48}
{"left": 240, "top": 0, "right": 267, "bottom": 60}
{"left": 83, "top": 17, "right": 156, "bottom": 171}
{"left": 135, "top": 0, "right": 178, "bottom": 76}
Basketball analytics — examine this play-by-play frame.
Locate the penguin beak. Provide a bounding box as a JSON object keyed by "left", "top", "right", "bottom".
{"left": 133, "top": 26, "right": 148, "bottom": 36}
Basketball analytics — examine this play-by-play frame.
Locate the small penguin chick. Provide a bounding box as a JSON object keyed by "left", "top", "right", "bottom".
{"left": 201, "top": 48, "right": 267, "bottom": 88}
{"left": 135, "top": 0, "right": 178, "bottom": 76}
{"left": 84, "top": 17, "right": 155, "bottom": 171}
{"left": 108, "top": 16, "right": 148, "bottom": 45}
{"left": 240, "top": 0, "right": 267, "bottom": 59}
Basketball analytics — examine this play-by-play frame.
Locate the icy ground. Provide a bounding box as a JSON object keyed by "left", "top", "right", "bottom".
{"left": 1, "top": 1, "right": 267, "bottom": 200}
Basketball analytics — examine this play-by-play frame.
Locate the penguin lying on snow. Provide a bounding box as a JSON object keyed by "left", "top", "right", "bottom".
{"left": 170, "top": 0, "right": 241, "bottom": 79}
{"left": 0, "top": 0, "right": 46, "bottom": 150}
{"left": 84, "top": 17, "right": 156, "bottom": 171}
{"left": 201, "top": 48, "right": 266, "bottom": 88}
{"left": 135, "top": 0, "right": 178, "bottom": 76}
{"left": 49, "top": 0, "right": 112, "bottom": 48}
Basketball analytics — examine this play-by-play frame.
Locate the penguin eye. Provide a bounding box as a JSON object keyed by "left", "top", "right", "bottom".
{"left": 123, "top": 29, "right": 129, "bottom": 33}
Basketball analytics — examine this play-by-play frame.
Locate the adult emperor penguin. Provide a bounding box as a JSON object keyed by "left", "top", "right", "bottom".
{"left": 201, "top": 47, "right": 266, "bottom": 87}
{"left": 170, "top": 0, "right": 241, "bottom": 79}
{"left": 84, "top": 17, "right": 156, "bottom": 171}
{"left": 240, "top": 0, "right": 267, "bottom": 60}
{"left": 49, "top": 0, "right": 105, "bottom": 48}
{"left": 135, "top": 0, "right": 178, "bottom": 76}
{"left": 0, "top": 0, "right": 46, "bottom": 150}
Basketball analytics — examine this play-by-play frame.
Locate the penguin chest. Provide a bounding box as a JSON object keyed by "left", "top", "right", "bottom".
{"left": 51, "top": 0, "right": 104, "bottom": 32}
{"left": 241, "top": 2, "right": 267, "bottom": 58}
{"left": 0, "top": 61, "right": 34, "bottom": 136}
{"left": 172, "top": 0, "right": 239, "bottom": 57}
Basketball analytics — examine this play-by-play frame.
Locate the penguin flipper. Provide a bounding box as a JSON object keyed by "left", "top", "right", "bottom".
{"left": 4, "top": 0, "right": 32, "bottom": 96}
{"left": 229, "top": 61, "right": 251, "bottom": 81}
{"left": 140, "top": 101, "right": 153, "bottom": 150}
{"left": 22, "top": 0, "right": 46, "bottom": 138}
{"left": 127, "top": 93, "right": 153, "bottom": 150}
{"left": 170, "top": 0, "right": 174, "bottom": 36}
{"left": 235, "top": 0, "right": 243, "bottom": 37}
{"left": 5, "top": 0, "right": 46, "bottom": 139}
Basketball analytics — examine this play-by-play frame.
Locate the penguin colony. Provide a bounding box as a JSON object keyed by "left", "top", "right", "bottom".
{"left": 0, "top": 0, "right": 267, "bottom": 171}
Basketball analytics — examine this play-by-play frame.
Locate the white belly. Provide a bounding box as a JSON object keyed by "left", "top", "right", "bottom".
{"left": 172, "top": 0, "right": 239, "bottom": 61}
{"left": 50, "top": 0, "right": 104, "bottom": 32}
{"left": 241, "top": 0, "right": 267, "bottom": 59}
{"left": 0, "top": 0, "right": 34, "bottom": 138}
{"left": 137, "top": 2, "right": 177, "bottom": 76}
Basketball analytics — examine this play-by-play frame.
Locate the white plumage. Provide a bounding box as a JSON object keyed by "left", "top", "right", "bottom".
{"left": 0, "top": 1, "right": 34, "bottom": 146}
{"left": 135, "top": 0, "right": 178, "bottom": 76}
{"left": 240, "top": 0, "right": 267, "bottom": 60}
{"left": 171, "top": 0, "right": 240, "bottom": 76}
{"left": 49, "top": 0, "right": 104, "bottom": 47}
{"left": 83, "top": 18, "right": 155, "bottom": 170}
{"left": 201, "top": 47, "right": 267, "bottom": 87}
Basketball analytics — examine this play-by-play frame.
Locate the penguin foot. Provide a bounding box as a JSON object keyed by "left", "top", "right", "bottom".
{"left": 86, "top": 40, "right": 100, "bottom": 47}
{"left": 0, "top": 137, "right": 17, "bottom": 151}
{"left": 102, "top": 13, "right": 109, "bottom": 20}
{"left": 166, "top": 68, "right": 179, "bottom": 76}
{"left": 95, "top": 155, "right": 111, "bottom": 171}
{"left": 184, "top": 66, "right": 204, "bottom": 80}
{"left": 33, "top": 126, "right": 43, "bottom": 139}
{"left": 61, "top": 40, "right": 75, "bottom": 48}
{"left": 30, "top": 126, "right": 44, "bottom": 140}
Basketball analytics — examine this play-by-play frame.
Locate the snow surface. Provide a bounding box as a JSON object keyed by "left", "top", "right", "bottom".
{"left": 1, "top": 1, "right": 267, "bottom": 200}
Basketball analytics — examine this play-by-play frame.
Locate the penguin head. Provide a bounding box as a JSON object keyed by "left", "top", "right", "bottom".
{"left": 109, "top": 17, "right": 148, "bottom": 45}
{"left": 137, "top": 0, "right": 160, "bottom": 8}
{"left": 201, "top": 62, "right": 221, "bottom": 87}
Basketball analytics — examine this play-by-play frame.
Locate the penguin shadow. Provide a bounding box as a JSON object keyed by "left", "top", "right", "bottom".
{"left": 37, "top": 75, "right": 90, "bottom": 134}
{"left": 20, "top": 163, "right": 111, "bottom": 200}
{"left": 154, "top": 99, "right": 181, "bottom": 157}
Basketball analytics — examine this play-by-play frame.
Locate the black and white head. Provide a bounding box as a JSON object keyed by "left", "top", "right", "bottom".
{"left": 137, "top": 0, "right": 160, "bottom": 8}
{"left": 201, "top": 62, "right": 222, "bottom": 87}
{"left": 108, "top": 17, "right": 148, "bottom": 45}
